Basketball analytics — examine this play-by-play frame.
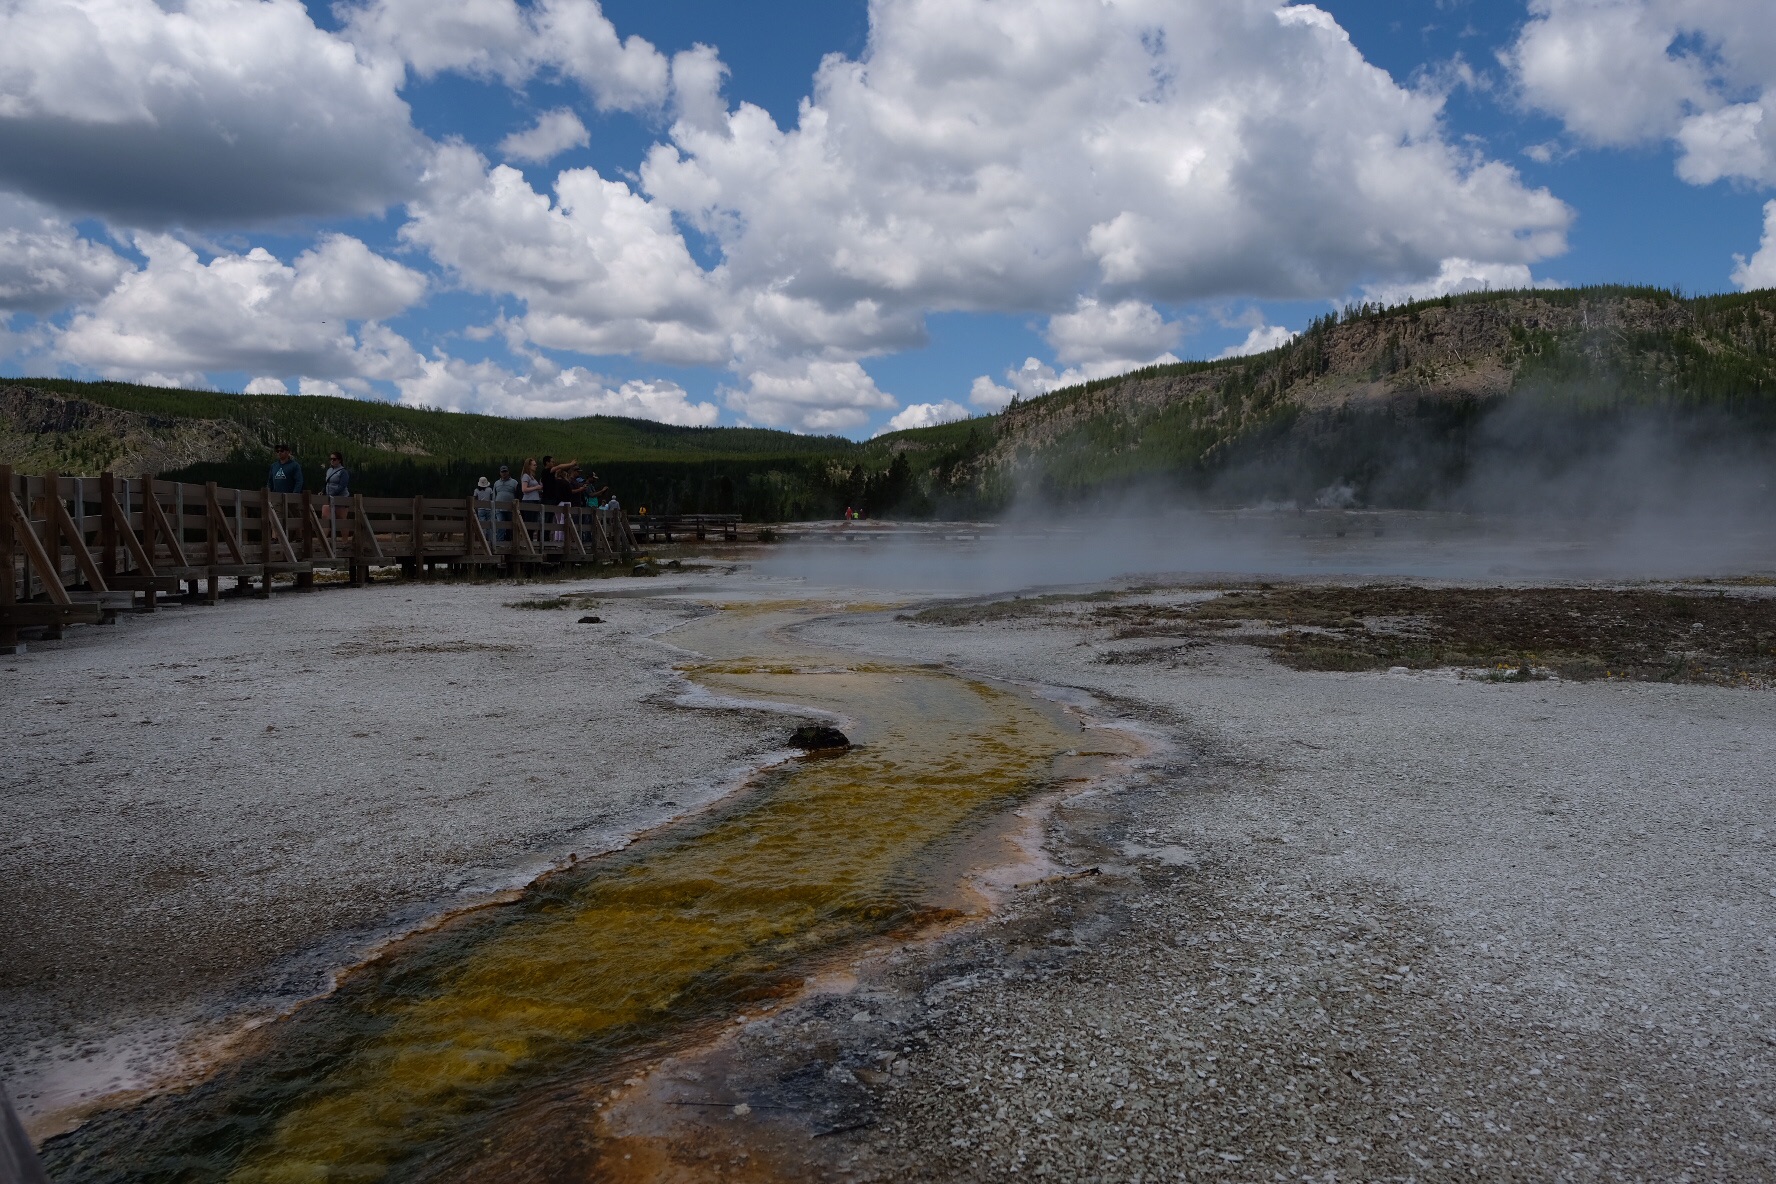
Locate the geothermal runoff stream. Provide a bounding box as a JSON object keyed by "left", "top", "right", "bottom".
{"left": 42, "top": 601, "right": 1120, "bottom": 1182}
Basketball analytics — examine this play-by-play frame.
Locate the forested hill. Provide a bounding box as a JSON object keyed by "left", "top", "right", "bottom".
{"left": 895, "top": 285, "right": 1776, "bottom": 509}
{"left": 0, "top": 379, "right": 884, "bottom": 520}
{"left": 6, "top": 286, "right": 1776, "bottom": 518}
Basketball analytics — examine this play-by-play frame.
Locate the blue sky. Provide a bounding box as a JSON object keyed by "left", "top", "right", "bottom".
{"left": 2, "top": 0, "right": 1773, "bottom": 437}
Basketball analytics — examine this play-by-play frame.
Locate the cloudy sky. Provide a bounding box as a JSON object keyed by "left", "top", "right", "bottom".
{"left": 2, "top": 0, "right": 1773, "bottom": 436}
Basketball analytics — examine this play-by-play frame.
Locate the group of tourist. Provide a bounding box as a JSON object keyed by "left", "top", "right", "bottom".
{"left": 266, "top": 444, "right": 351, "bottom": 497}
{"left": 264, "top": 447, "right": 618, "bottom": 513}
{"left": 260, "top": 445, "right": 627, "bottom": 558}
{"left": 471, "top": 456, "right": 616, "bottom": 512}
{"left": 469, "top": 456, "right": 621, "bottom": 544}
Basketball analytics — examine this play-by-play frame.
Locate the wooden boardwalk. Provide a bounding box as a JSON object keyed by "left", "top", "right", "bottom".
{"left": 628, "top": 513, "right": 742, "bottom": 543}
{"left": 1, "top": 465, "right": 639, "bottom": 654}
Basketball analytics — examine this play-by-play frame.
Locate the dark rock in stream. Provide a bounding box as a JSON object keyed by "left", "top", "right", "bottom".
{"left": 789, "top": 725, "right": 851, "bottom": 751}
{"left": 577, "top": 615, "right": 604, "bottom": 624}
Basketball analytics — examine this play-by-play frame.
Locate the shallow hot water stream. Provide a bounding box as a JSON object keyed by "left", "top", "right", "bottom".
{"left": 45, "top": 601, "right": 1104, "bottom": 1182}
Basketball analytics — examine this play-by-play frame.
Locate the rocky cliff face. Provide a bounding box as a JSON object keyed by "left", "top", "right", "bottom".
{"left": 0, "top": 385, "right": 257, "bottom": 476}
{"left": 960, "top": 290, "right": 1776, "bottom": 499}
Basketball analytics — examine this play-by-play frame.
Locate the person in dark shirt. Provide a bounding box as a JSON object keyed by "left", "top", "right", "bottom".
{"left": 268, "top": 444, "right": 304, "bottom": 493}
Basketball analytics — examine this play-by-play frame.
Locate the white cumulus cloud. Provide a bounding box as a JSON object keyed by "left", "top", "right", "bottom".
{"left": 1045, "top": 299, "right": 1184, "bottom": 368}
{"left": 0, "top": 0, "right": 423, "bottom": 225}
{"left": 0, "top": 193, "right": 129, "bottom": 314}
{"left": 339, "top": 0, "right": 670, "bottom": 113}
{"left": 298, "top": 377, "right": 353, "bottom": 399}
{"left": 644, "top": 0, "right": 1569, "bottom": 327}
{"left": 723, "top": 359, "right": 897, "bottom": 433}
{"left": 401, "top": 144, "right": 729, "bottom": 366}
{"left": 970, "top": 298, "right": 1187, "bottom": 410}
{"left": 0, "top": 0, "right": 1597, "bottom": 437}
{"left": 1732, "top": 200, "right": 1776, "bottom": 291}
{"left": 1361, "top": 257, "right": 1552, "bottom": 307}
{"left": 499, "top": 108, "right": 592, "bottom": 164}
{"left": 1509, "top": 0, "right": 1776, "bottom": 187}
{"left": 1217, "top": 324, "right": 1296, "bottom": 359}
{"left": 879, "top": 400, "right": 969, "bottom": 435}
{"left": 967, "top": 350, "right": 1177, "bottom": 411}
{"left": 394, "top": 354, "right": 718, "bottom": 424}
{"left": 56, "top": 233, "right": 428, "bottom": 382}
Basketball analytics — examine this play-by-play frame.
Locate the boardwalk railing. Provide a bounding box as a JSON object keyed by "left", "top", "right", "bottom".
{"left": 628, "top": 513, "right": 741, "bottom": 543}
{"left": 0, "top": 466, "right": 637, "bottom": 653}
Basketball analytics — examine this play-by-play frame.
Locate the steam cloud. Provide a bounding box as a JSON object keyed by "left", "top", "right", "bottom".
{"left": 757, "top": 399, "right": 1776, "bottom": 595}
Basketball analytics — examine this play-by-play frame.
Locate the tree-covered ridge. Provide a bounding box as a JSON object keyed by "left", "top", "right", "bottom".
{"left": 12, "top": 377, "right": 854, "bottom": 463}
{"left": 0, "top": 377, "right": 992, "bottom": 519}
{"left": 8, "top": 286, "right": 1776, "bottom": 516}
{"left": 932, "top": 286, "right": 1776, "bottom": 505}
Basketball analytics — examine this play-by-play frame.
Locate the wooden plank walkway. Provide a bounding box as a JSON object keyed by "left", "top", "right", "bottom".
{"left": 628, "top": 513, "right": 741, "bottom": 543}
{"left": 0, "top": 465, "right": 639, "bottom": 654}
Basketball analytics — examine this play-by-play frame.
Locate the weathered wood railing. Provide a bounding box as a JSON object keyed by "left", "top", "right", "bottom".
{"left": 628, "top": 513, "right": 742, "bottom": 543}
{"left": 1, "top": 466, "right": 637, "bottom": 653}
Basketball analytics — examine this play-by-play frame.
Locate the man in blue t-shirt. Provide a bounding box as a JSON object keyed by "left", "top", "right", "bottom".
{"left": 268, "top": 444, "right": 304, "bottom": 493}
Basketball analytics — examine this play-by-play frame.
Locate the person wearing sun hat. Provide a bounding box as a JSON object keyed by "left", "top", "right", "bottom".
{"left": 473, "top": 475, "right": 495, "bottom": 545}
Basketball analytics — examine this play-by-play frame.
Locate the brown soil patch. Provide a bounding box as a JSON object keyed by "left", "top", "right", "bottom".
{"left": 899, "top": 590, "right": 1125, "bottom": 627}
{"left": 1090, "top": 585, "right": 1776, "bottom": 684}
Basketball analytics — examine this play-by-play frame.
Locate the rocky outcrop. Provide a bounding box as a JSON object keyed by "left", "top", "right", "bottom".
{"left": 0, "top": 385, "right": 257, "bottom": 476}
{"left": 959, "top": 291, "right": 1776, "bottom": 494}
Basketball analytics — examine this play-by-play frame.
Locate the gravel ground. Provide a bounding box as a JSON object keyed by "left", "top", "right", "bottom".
{"left": 10, "top": 565, "right": 1775, "bottom": 1180}
{"left": 0, "top": 570, "right": 798, "bottom": 1134}
{"left": 593, "top": 583, "right": 1776, "bottom": 1182}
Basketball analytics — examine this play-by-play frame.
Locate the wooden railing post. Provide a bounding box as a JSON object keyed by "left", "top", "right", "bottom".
{"left": 352, "top": 494, "right": 366, "bottom": 585}
{"left": 99, "top": 472, "right": 118, "bottom": 578}
{"left": 39, "top": 471, "right": 61, "bottom": 590}
{"left": 104, "top": 476, "right": 161, "bottom": 612}
{"left": 0, "top": 466, "right": 17, "bottom": 655}
{"left": 296, "top": 491, "right": 315, "bottom": 590}
{"left": 7, "top": 473, "right": 73, "bottom": 615}
{"left": 139, "top": 477, "right": 157, "bottom": 571}
{"left": 204, "top": 481, "right": 223, "bottom": 603}
{"left": 409, "top": 495, "right": 424, "bottom": 578}
{"left": 299, "top": 492, "right": 314, "bottom": 560}
{"left": 351, "top": 494, "right": 384, "bottom": 584}
{"left": 464, "top": 495, "right": 488, "bottom": 562}
{"left": 45, "top": 489, "right": 109, "bottom": 595}
{"left": 255, "top": 488, "right": 272, "bottom": 598}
